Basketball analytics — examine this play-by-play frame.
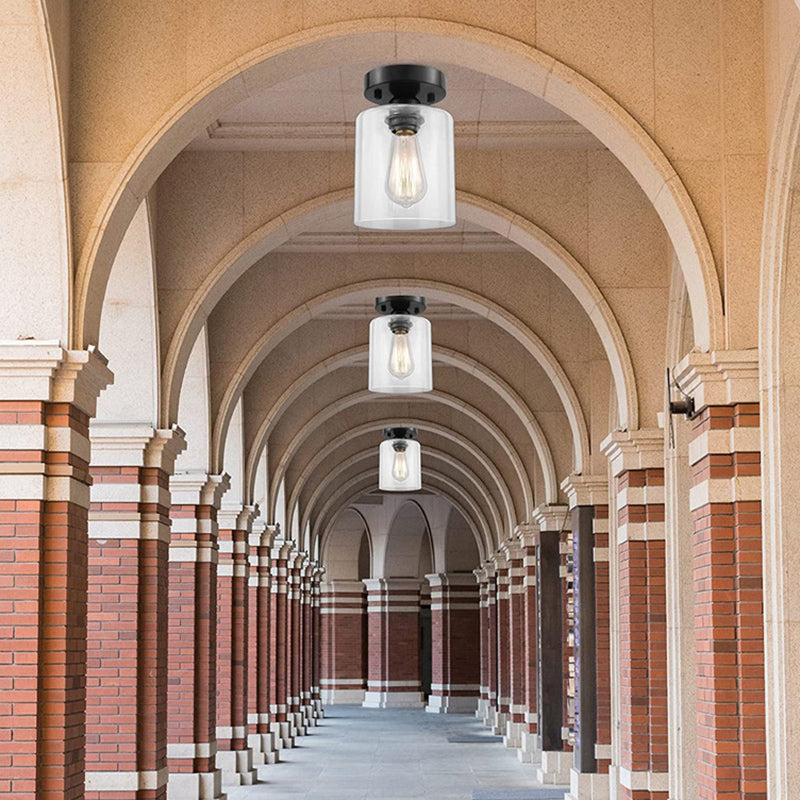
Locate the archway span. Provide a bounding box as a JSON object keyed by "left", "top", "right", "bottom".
{"left": 320, "top": 506, "right": 372, "bottom": 581}
{"left": 295, "top": 445, "right": 506, "bottom": 544}
{"left": 285, "top": 418, "right": 518, "bottom": 538}
{"left": 163, "top": 191, "right": 632, "bottom": 449}
{"left": 245, "top": 344, "right": 559, "bottom": 505}
{"left": 382, "top": 499, "right": 433, "bottom": 578}
{"left": 313, "top": 469, "right": 490, "bottom": 560}
{"left": 76, "top": 19, "right": 722, "bottom": 362}
{"left": 270, "top": 394, "right": 531, "bottom": 523}
{"left": 205, "top": 277, "right": 591, "bottom": 480}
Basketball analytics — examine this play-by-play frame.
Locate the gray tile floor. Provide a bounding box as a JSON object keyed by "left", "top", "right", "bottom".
{"left": 227, "top": 705, "right": 560, "bottom": 800}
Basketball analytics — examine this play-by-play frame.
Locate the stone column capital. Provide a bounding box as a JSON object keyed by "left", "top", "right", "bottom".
{"left": 600, "top": 429, "right": 663, "bottom": 478}
{"left": 170, "top": 471, "right": 231, "bottom": 507}
{"left": 219, "top": 503, "right": 258, "bottom": 532}
{"left": 673, "top": 349, "right": 759, "bottom": 409}
{"left": 532, "top": 504, "right": 570, "bottom": 532}
{"left": 425, "top": 572, "right": 478, "bottom": 589}
{"left": 249, "top": 520, "right": 278, "bottom": 550}
{"left": 560, "top": 474, "right": 609, "bottom": 509}
{"left": 0, "top": 342, "right": 113, "bottom": 415}
{"left": 90, "top": 423, "right": 187, "bottom": 472}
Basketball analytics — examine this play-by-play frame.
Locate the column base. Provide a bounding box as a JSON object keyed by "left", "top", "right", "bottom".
{"left": 565, "top": 768, "right": 610, "bottom": 800}
{"left": 248, "top": 732, "right": 279, "bottom": 766}
{"left": 476, "top": 697, "right": 489, "bottom": 719}
{"left": 322, "top": 688, "right": 365, "bottom": 705}
{"left": 490, "top": 710, "right": 509, "bottom": 735}
{"left": 536, "top": 750, "right": 572, "bottom": 784}
{"left": 426, "top": 694, "right": 479, "bottom": 714}
{"left": 312, "top": 697, "right": 324, "bottom": 717}
{"left": 216, "top": 748, "right": 258, "bottom": 786}
{"left": 270, "top": 720, "right": 295, "bottom": 750}
{"left": 503, "top": 720, "right": 524, "bottom": 748}
{"left": 167, "top": 769, "right": 226, "bottom": 800}
{"left": 517, "top": 729, "right": 539, "bottom": 763}
{"left": 363, "top": 690, "right": 424, "bottom": 708}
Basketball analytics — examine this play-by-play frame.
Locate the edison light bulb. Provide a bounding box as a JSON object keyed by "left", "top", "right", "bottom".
{"left": 388, "top": 327, "right": 415, "bottom": 379}
{"left": 391, "top": 444, "right": 410, "bottom": 482}
{"left": 385, "top": 131, "right": 427, "bottom": 208}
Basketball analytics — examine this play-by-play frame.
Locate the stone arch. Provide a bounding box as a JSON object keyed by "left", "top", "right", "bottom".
{"left": 0, "top": 1, "right": 71, "bottom": 343}
{"left": 164, "top": 191, "right": 629, "bottom": 460}
{"left": 382, "top": 500, "right": 434, "bottom": 579}
{"left": 245, "top": 344, "right": 559, "bottom": 506}
{"left": 273, "top": 400, "right": 528, "bottom": 526}
{"left": 760, "top": 38, "right": 800, "bottom": 800}
{"left": 321, "top": 507, "right": 372, "bottom": 581}
{"left": 74, "top": 19, "right": 722, "bottom": 366}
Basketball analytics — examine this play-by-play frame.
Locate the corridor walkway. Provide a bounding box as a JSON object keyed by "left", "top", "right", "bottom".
{"left": 228, "top": 707, "right": 567, "bottom": 800}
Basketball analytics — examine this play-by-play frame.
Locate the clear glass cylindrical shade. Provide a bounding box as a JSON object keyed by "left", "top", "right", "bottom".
{"left": 368, "top": 315, "right": 432, "bottom": 394}
{"left": 354, "top": 104, "right": 455, "bottom": 230}
{"left": 379, "top": 438, "right": 422, "bottom": 492}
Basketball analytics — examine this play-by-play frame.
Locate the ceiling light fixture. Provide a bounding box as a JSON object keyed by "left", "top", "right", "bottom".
{"left": 379, "top": 427, "right": 422, "bottom": 492}
{"left": 354, "top": 64, "right": 455, "bottom": 230}
{"left": 369, "top": 296, "right": 432, "bottom": 394}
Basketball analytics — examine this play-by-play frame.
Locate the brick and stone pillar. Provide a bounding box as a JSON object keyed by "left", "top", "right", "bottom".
{"left": 300, "top": 563, "right": 315, "bottom": 725}
{"left": 86, "top": 425, "right": 184, "bottom": 800}
{"left": 216, "top": 506, "right": 257, "bottom": 786}
{"left": 287, "top": 552, "right": 306, "bottom": 735}
{"left": 494, "top": 550, "right": 511, "bottom": 735}
{"left": 504, "top": 540, "right": 526, "bottom": 748}
{"left": 534, "top": 505, "right": 572, "bottom": 785}
{"left": 676, "top": 352, "right": 766, "bottom": 800}
{"left": 485, "top": 561, "right": 499, "bottom": 726}
{"left": 310, "top": 567, "right": 325, "bottom": 718}
{"left": 473, "top": 565, "right": 491, "bottom": 720}
{"left": 247, "top": 520, "right": 278, "bottom": 766}
{"left": 602, "top": 430, "right": 669, "bottom": 800}
{"left": 320, "top": 580, "right": 367, "bottom": 704}
{"left": 0, "top": 345, "right": 111, "bottom": 800}
{"left": 561, "top": 476, "right": 612, "bottom": 800}
{"left": 425, "top": 573, "right": 480, "bottom": 714}
{"left": 517, "top": 524, "right": 539, "bottom": 763}
{"left": 363, "top": 578, "right": 424, "bottom": 707}
{"left": 269, "top": 538, "right": 293, "bottom": 748}
{"left": 167, "top": 472, "right": 230, "bottom": 800}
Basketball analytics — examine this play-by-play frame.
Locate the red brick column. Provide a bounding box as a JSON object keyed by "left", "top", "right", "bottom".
{"left": 494, "top": 550, "right": 511, "bottom": 734}
{"left": 504, "top": 541, "right": 526, "bottom": 747}
{"left": 425, "top": 574, "right": 480, "bottom": 714}
{"left": 517, "top": 524, "right": 539, "bottom": 762}
{"left": 473, "top": 565, "right": 492, "bottom": 721}
{"left": 269, "top": 539, "right": 292, "bottom": 748}
{"left": 562, "top": 476, "right": 611, "bottom": 800}
{"left": 247, "top": 521, "right": 278, "bottom": 766}
{"left": 286, "top": 553, "right": 306, "bottom": 735}
{"left": 216, "top": 507, "right": 257, "bottom": 786}
{"left": 167, "top": 473, "right": 229, "bottom": 800}
{"left": 485, "top": 562, "right": 499, "bottom": 726}
{"left": 86, "top": 426, "right": 184, "bottom": 800}
{"left": 533, "top": 505, "right": 572, "bottom": 785}
{"left": 300, "top": 564, "right": 315, "bottom": 726}
{"left": 677, "top": 353, "right": 766, "bottom": 800}
{"left": 363, "top": 578, "right": 424, "bottom": 708}
{"left": 603, "top": 430, "right": 669, "bottom": 800}
{"left": 310, "top": 567, "right": 324, "bottom": 718}
{"left": 320, "top": 580, "right": 367, "bottom": 704}
{"left": 0, "top": 346, "right": 111, "bottom": 800}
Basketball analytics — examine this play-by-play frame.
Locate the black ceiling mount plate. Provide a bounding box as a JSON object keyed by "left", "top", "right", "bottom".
{"left": 374, "top": 295, "right": 427, "bottom": 315}
{"left": 364, "top": 64, "right": 446, "bottom": 105}
{"left": 383, "top": 427, "right": 417, "bottom": 441}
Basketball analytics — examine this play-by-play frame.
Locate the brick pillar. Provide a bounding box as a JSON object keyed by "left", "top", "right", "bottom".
{"left": 534, "top": 505, "right": 572, "bottom": 785}
{"left": 603, "top": 430, "right": 669, "bottom": 800}
{"left": 517, "top": 524, "right": 539, "bottom": 763}
{"left": 320, "top": 580, "right": 367, "bottom": 704}
{"left": 485, "top": 561, "right": 499, "bottom": 727}
{"left": 500, "top": 540, "right": 525, "bottom": 748}
{"left": 86, "top": 426, "right": 184, "bottom": 800}
{"left": 676, "top": 352, "right": 766, "bottom": 800}
{"left": 286, "top": 553, "right": 306, "bottom": 736}
{"left": 216, "top": 507, "right": 257, "bottom": 786}
{"left": 268, "top": 538, "right": 292, "bottom": 748}
{"left": 166, "top": 473, "right": 229, "bottom": 800}
{"left": 0, "top": 345, "right": 111, "bottom": 800}
{"left": 424, "top": 573, "right": 480, "bottom": 714}
{"left": 562, "top": 476, "right": 611, "bottom": 800}
{"left": 247, "top": 521, "right": 278, "bottom": 766}
{"left": 473, "top": 565, "right": 491, "bottom": 721}
{"left": 310, "top": 567, "right": 325, "bottom": 718}
{"left": 494, "top": 550, "right": 511, "bottom": 734}
{"left": 300, "top": 564, "right": 315, "bottom": 726}
{"left": 363, "top": 578, "right": 424, "bottom": 708}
